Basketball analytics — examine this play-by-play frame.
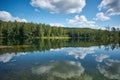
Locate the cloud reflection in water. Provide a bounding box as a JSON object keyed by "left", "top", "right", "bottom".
{"left": 32, "top": 61, "right": 85, "bottom": 79}
{"left": 68, "top": 47, "right": 95, "bottom": 59}
{"left": 0, "top": 52, "right": 27, "bottom": 63}
{"left": 95, "top": 54, "right": 109, "bottom": 62}
{"left": 98, "top": 59, "right": 120, "bottom": 80}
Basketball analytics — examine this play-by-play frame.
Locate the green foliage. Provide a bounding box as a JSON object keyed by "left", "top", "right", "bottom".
{"left": 0, "top": 20, "right": 67, "bottom": 38}
{"left": 0, "top": 20, "right": 119, "bottom": 40}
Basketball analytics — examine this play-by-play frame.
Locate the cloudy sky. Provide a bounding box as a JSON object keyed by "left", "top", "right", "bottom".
{"left": 0, "top": 0, "right": 120, "bottom": 28}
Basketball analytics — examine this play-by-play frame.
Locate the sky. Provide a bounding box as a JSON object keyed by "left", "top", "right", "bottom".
{"left": 0, "top": 0, "right": 120, "bottom": 29}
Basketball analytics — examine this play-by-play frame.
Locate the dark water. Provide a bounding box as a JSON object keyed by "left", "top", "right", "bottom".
{"left": 0, "top": 38, "right": 120, "bottom": 80}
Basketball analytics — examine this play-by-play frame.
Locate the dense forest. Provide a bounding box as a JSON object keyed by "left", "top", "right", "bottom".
{"left": 0, "top": 20, "right": 67, "bottom": 38}
{"left": 0, "top": 20, "right": 120, "bottom": 41}
{"left": 0, "top": 20, "right": 120, "bottom": 54}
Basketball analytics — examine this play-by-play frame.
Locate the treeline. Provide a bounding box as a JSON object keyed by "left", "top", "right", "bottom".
{"left": 0, "top": 20, "right": 120, "bottom": 40}
{"left": 0, "top": 20, "right": 67, "bottom": 38}
{"left": 66, "top": 27, "right": 120, "bottom": 41}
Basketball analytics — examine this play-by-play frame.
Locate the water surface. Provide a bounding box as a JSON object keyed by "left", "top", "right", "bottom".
{"left": 0, "top": 39, "right": 120, "bottom": 80}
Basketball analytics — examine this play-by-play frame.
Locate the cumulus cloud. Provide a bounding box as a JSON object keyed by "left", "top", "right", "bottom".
{"left": 98, "top": 59, "right": 120, "bottom": 80}
{"left": 32, "top": 61, "right": 84, "bottom": 79}
{"left": 95, "top": 12, "right": 110, "bottom": 21}
{"left": 95, "top": 54, "right": 109, "bottom": 62}
{"left": 0, "top": 11, "right": 27, "bottom": 22}
{"left": 68, "top": 47, "right": 95, "bottom": 59}
{"left": 50, "top": 23, "right": 64, "bottom": 27}
{"left": 68, "top": 15, "right": 95, "bottom": 27}
{"left": 30, "top": 0, "right": 86, "bottom": 14}
{"left": 98, "top": 0, "right": 120, "bottom": 16}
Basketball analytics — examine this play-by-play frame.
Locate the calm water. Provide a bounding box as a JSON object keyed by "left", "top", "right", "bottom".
{"left": 0, "top": 39, "right": 120, "bottom": 80}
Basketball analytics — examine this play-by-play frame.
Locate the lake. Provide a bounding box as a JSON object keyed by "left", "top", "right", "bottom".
{"left": 0, "top": 38, "right": 120, "bottom": 80}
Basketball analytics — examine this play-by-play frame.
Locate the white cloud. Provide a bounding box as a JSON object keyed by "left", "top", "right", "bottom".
{"left": 0, "top": 11, "right": 27, "bottom": 22}
{"left": 68, "top": 15, "right": 95, "bottom": 27}
{"left": 50, "top": 23, "right": 64, "bottom": 27}
{"left": 98, "top": 0, "right": 120, "bottom": 16}
{"left": 30, "top": 0, "right": 86, "bottom": 14}
{"left": 95, "top": 54, "right": 109, "bottom": 62}
{"left": 95, "top": 12, "right": 110, "bottom": 21}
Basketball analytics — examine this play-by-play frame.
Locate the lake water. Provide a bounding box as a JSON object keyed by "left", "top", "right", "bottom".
{"left": 0, "top": 39, "right": 120, "bottom": 80}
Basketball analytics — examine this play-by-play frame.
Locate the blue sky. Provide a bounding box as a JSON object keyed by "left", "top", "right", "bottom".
{"left": 0, "top": 0, "right": 120, "bottom": 29}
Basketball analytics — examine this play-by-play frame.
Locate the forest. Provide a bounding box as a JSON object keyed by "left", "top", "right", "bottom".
{"left": 0, "top": 20, "right": 120, "bottom": 41}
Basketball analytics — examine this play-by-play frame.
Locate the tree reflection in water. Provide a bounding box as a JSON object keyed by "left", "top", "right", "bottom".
{"left": 0, "top": 38, "right": 120, "bottom": 80}
{"left": 0, "top": 38, "right": 119, "bottom": 54}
